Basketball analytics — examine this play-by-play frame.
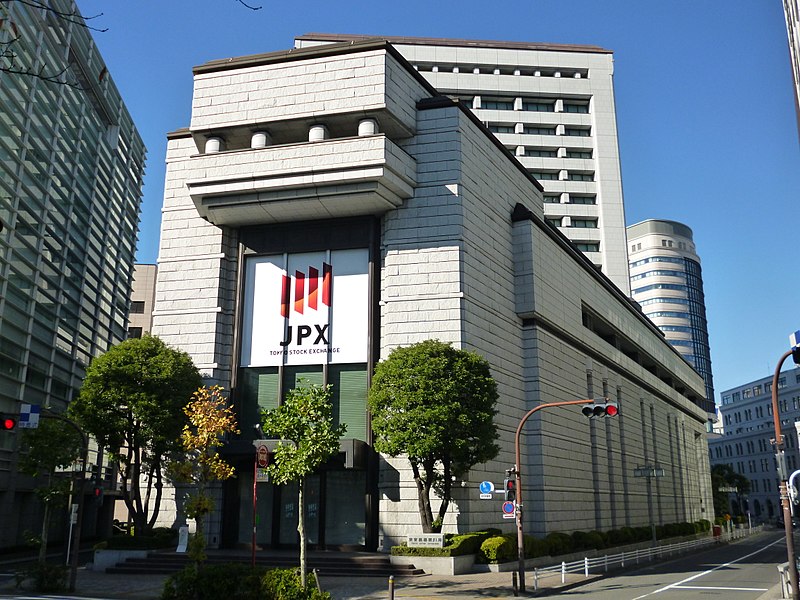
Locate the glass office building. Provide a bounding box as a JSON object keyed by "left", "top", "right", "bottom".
{"left": 0, "top": 0, "right": 145, "bottom": 548}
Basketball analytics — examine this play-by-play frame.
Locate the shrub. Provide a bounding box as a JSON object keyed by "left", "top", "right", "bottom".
{"left": 524, "top": 535, "right": 549, "bottom": 558}
{"left": 106, "top": 528, "right": 178, "bottom": 550}
{"left": 161, "top": 563, "right": 264, "bottom": 600}
{"left": 585, "top": 531, "right": 607, "bottom": 550}
{"left": 544, "top": 532, "right": 573, "bottom": 556}
{"left": 391, "top": 530, "right": 497, "bottom": 557}
{"left": 15, "top": 562, "right": 67, "bottom": 593}
{"left": 606, "top": 527, "right": 634, "bottom": 546}
{"left": 262, "top": 568, "right": 331, "bottom": 600}
{"left": 478, "top": 535, "right": 516, "bottom": 564}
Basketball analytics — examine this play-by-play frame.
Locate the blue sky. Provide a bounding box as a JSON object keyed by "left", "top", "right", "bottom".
{"left": 76, "top": 0, "right": 800, "bottom": 402}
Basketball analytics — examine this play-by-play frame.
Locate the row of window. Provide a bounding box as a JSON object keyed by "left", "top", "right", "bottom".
{"left": 630, "top": 269, "right": 686, "bottom": 282}
{"left": 415, "top": 63, "right": 588, "bottom": 79}
{"left": 721, "top": 376, "right": 793, "bottom": 405}
{"left": 630, "top": 255, "right": 686, "bottom": 268}
{"left": 543, "top": 194, "right": 596, "bottom": 205}
{"left": 632, "top": 283, "right": 687, "bottom": 294}
{"left": 488, "top": 123, "right": 592, "bottom": 137}
{"left": 477, "top": 96, "right": 589, "bottom": 114}
{"left": 532, "top": 170, "right": 594, "bottom": 181}
{"left": 547, "top": 217, "right": 597, "bottom": 228}
{"left": 512, "top": 147, "right": 592, "bottom": 159}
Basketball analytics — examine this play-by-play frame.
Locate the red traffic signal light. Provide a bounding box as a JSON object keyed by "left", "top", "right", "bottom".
{"left": 581, "top": 400, "right": 619, "bottom": 419}
{"left": 503, "top": 477, "right": 516, "bottom": 502}
{"left": 1, "top": 416, "right": 16, "bottom": 430}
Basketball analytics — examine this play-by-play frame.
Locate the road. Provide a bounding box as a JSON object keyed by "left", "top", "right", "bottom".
{"left": 559, "top": 530, "right": 787, "bottom": 600}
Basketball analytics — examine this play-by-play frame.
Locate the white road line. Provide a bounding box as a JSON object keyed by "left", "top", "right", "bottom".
{"left": 674, "top": 585, "right": 769, "bottom": 591}
{"left": 631, "top": 536, "right": 784, "bottom": 600}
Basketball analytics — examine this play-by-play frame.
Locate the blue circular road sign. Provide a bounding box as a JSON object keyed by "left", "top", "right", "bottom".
{"left": 479, "top": 481, "right": 494, "bottom": 494}
{"left": 502, "top": 501, "right": 515, "bottom": 514}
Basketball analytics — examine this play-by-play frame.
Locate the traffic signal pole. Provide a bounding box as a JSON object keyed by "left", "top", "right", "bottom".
{"left": 513, "top": 398, "right": 608, "bottom": 593}
{"left": 772, "top": 349, "right": 800, "bottom": 600}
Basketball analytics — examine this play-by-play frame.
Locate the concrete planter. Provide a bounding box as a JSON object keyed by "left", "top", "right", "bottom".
{"left": 92, "top": 549, "right": 148, "bottom": 572}
{"left": 390, "top": 553, "right": 476, "bottom": 575}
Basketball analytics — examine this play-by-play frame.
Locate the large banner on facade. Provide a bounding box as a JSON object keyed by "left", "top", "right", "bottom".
{"left": 240, "top": 249, "right": 369, "bottom": 366}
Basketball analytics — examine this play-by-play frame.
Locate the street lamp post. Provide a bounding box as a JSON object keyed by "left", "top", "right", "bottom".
{"left": 634, "top": 465, "right": 665, "bottom": 544}
{"left": 513, "top": 397, "right": 610, "bottom": 593}
{"left": 771, "top": 336, "right": 800, "bottom": 600}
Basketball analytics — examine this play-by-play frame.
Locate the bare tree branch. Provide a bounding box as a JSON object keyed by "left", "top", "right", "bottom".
{"left": 234, "top": 0, "right": 262, "bottom": 10}
{"left": 5, "top": 0, "right": 108, "bottom": 32}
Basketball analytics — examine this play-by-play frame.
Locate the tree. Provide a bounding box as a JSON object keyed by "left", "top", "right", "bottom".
{"left": 711, "top": 463, "right": 751, "bottom": 517}
{"left": 368, "top": 340, "right": 499, "bottom": 533}
{"left": 19, "top": 417, "right": 83, "bottom": 563}
{"left": 261, "top": 382, "right": 345, "bottom": 587}
{"left": 169, "top": 385, "right": 239, "bottom": 564}
{"left": 68, "top": 335, "right": 201, "bottom": 536}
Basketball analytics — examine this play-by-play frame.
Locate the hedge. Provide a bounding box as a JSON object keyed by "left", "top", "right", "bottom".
{"left": 390, "top": 529, "right": 500, "bottom": 557}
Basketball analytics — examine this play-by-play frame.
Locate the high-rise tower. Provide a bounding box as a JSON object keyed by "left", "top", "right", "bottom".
{"left": 627, "top": 220, "right": 714, "bottom": 405}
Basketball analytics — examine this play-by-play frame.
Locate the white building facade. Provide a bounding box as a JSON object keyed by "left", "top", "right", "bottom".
{"left": 708, "top": 369, "right": 800, "bottom": 522}
{"left": 627, "top": 220, "right": 714, "bottom": 409}
{"left": 152, "top": 40, "right": 712, "bottom": 551}
{"left": 295, "top": 34, "right": 631, "bottom": 295}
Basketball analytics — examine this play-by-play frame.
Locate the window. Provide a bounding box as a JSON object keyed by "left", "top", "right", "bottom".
{"left": 569, "top": 195, "right": 596, "bottom": 205}
{"left": 570, "top": 219, "right": 597, "bottom": 229}
{"left": 523, "top": 125, "right": 556, "bottom": 135}
{"left": 482, "top": 98, "right": 514, "bottom": 111}
{"left": 574, "top": 242, "right": 600, "bottom": 252}
{"left": 563, "top": 101, "right": 589, "bottom": 113}
{"left": 567, "top": 171, "right": 594, "bottom": 181}
{"left": 543, "top": 195, "right": 561, "bottom": 204}
{"left": 661, "top": 239, "right": 674, "bottom": 248}
{"left": 564, "top": 127, "right": 591, "bottom": 137}
{"left": 546, "top": 217, "right": 562, "bottom": 227}
{"left": 488, "top": 124, "right": 515, "bottom": 134}
{"left": 522, "top": 98, "right": 555, "bottom": 112}
{"left": 631, "top": 283, "right": 688, "bottom": 294}
{"left": 127, "top": 327, "right": 143, "bottom": 339}
{"left": 532, "top": 171, "right": 559, "bottom": 180}
{"left": 524, "top": 147, "right": 557, "bottom": 157}
{"left": 566, "top": 149, "right": 592, "bottom": 159}
{"left": 130, "top": 300, "right": 145, "bottom": 314}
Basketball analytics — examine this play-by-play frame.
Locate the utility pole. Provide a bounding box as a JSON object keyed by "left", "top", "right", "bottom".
{"left": 771, "top": 333, "right": 800, "bottom": 600}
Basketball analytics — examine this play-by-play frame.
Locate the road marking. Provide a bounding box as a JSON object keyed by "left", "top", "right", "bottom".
{"left": 631, "top": 536, "right": 784, "bottom": 600}
{"left": 674, "top": 585, "right": 769, "bottom": 591}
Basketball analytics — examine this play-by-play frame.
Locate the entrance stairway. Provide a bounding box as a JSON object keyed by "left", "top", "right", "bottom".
{"left": 105, "top": 550, "right": 424, "bottom": 577}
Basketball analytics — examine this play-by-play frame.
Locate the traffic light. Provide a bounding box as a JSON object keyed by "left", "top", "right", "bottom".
{"left": 0, "top": 415, "right": 16, "bottom": 430}
{"left": 92, "top": 480, "right": 104, "bottom": 504}
{"left": 503, "top": 477, "right": 516, "bottom": 502}
{"left": 581, "top": 399, "right": 619, "bottom": 419}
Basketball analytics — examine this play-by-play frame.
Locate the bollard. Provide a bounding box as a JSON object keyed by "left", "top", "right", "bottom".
{"left": 584, "top": 556, "right": 589, "bottom": 577}
{"left": 388, "top": 575, "right": 394, "bottom": 600}
{"left": 561, "top": 561, "right": 566, "bottom": 584}
{"left": 621, "top": 551, "right": 625, "bottom": 568}
{"left": 512, "top": 570, "right": 519, "bottom": 597}
{"left": 604, "top": 554, "right": 608, "bottom": 572}
{"left": 534, "top": 567, "right": 539, "bottom": 591}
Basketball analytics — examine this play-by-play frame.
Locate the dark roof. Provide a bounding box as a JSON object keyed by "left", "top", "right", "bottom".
{"left": 296, "top": 33, "right": 613, "bottom": 55}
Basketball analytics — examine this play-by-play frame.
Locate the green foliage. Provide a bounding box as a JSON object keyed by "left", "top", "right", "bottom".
{"left": 711, "top": 463, "right": 750, "bottom": 517}
{"left": 169, "top": 385, "right": 239, "bottom": 563}
{"left": 261, "top": 568, "right": 331, "bottom": 599}
{"left": 571, "top": 530, "right": 606, "bottom": 551}
{"left": 391, "top": 530, "right": 498, "bottom": 557}
{"left": 15, "top": 562, "right": 67, "bottom": 593}
{"left": 544, "top": 532, "right": 573, "bottom": 556}
{"left": 161, "top": 565, "right": 330, "bottom": 600}
{"left": 19, "top": 418, "right": 82, "bottom": 477}
{"left": 478, "top": 535, "right": 517, "bottom": 563}
{"left": 69, "top": 335, "right": 201, "bottom": 536}
{"left": 261, "top": 382, "right": 345, "bottom": 485}
{"left": 368, "top": 340, "right": 499, "bottom": 533}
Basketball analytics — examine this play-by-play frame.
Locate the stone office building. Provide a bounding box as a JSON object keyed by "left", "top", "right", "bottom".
{"left": 151, "top": 39, "right": 713, "bottom": 550}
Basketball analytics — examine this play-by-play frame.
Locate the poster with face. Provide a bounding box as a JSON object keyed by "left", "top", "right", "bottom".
{"left": 240, "top": 249, "right": 369, "bottom": 367}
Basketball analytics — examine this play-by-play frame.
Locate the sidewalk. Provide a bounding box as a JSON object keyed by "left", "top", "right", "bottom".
{"left": 1, "top": 565, "right": 597, "bottom": 599}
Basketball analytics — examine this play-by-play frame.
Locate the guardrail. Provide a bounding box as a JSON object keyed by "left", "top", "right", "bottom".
{"left": 529, "top": 526, "right": 762, "bottom": 591}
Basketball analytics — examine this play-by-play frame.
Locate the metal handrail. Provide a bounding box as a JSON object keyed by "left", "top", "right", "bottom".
{"left": 528, "top": 526, "right": 763, "bottom": 590}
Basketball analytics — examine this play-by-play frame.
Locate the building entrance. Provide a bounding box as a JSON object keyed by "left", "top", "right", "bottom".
{"left": 234, "top": 465, "right": 367, "bottom": 549}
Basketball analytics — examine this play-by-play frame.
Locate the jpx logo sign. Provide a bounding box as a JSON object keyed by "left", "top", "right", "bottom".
{"left": 240, "top": 250, "right": 368, "bottom": 367}
{"left": 279, "top": 263, "right": 332, "bottom": 347}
